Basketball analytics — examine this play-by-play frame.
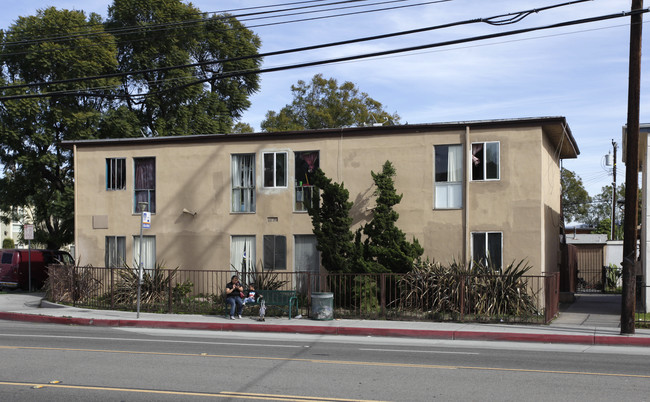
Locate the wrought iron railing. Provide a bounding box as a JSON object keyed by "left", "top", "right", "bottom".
{"left": 45, "top": 266, "right": 560, "bottom": 324}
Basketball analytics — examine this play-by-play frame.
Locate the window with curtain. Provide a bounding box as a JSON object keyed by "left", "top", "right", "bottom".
{"left": 294, "top": 151, "right": 319, "bottom": 211}
{"left": 106, "top": 158, "right": 126, "bottom": 191}
{"left": 472, "top": 142, "right": 500, "bottom": 181}
{"left": 133, "top": 235, "right": 156, "bottom": 270}
{"left": 105, "top": 236, "right": 126, "bottom": 268}
{"left": 434, "top": 144, "right": 463, "bottom": 209}
{"left": 134, "top": 157, "right": 156, "bottom": 213}
{"left": 294, "top": 235, "right": 319, "bottom": 272}
{"left": 231, "top": 154, "right": 256, "bottom": 213}
{"left": 295, "top": 235, "right": 320, "bottom": 293}
{"left": 263, "top": 235, "right": 286, "bottom": 270}
{"left": 263, "top": 152, "right": 287, "bottom": 188}
{"left": 471, "top": 232, "right": 502, "bottom": 269}
{"left": 230, "top": 236, "right": 256, "bottom": 284}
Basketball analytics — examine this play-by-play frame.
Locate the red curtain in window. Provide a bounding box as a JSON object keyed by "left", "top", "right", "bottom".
{"left": 301, "top": 152, "right": 318, "bottom": 172}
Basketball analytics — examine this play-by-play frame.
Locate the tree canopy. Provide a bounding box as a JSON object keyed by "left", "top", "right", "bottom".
{"left": 561, "top": 168, "right": 591, "bottom": 224}
{"left": 307, "top": 162, "right": 422, "bottom": 274}
{"left": 106, "top": 0, "right": 262, "bottom": 137}
{"left": 261, "top": 74, "right": 399, "bottom": 132}
{"left": 306, "top": 168, "right": 356, "bottom": 273}
{"left": 0, "top": 1, "right": 262, "bottom": 248}
{"left": 0, "top": 8, "right": 117, "bottom": 248}
{"left": 359, "top": 161, "right": 423, "bottom": 273}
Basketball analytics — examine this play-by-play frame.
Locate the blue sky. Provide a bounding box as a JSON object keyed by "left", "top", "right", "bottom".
{"left": 1, "top": 0, "right": 649, "bottom": 197}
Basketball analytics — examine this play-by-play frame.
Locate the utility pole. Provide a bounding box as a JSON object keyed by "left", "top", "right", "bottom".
{"left": 611, "top": 140, "right": 617, "bottom": 240}
{"left": 621, "top": 0, "right": 644, "bottom": 335}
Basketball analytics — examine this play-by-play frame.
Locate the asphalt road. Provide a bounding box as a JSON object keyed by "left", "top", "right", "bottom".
{"left": 1, "top": 320, "right": 649, "bottom": 401}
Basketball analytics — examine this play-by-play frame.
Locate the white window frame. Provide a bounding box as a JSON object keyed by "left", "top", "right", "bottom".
{"left": 471, "top": 142, "right": 500, "bottom": 181}
{"left": 434, "top": 144, "right": 463, "bottom": 209}
{"left": 263, "top": 152, "right": 288, "bottom": 188}
{"left": 471, "top": 231, "right": 503, "bottom": 269}
{"left": 231, "top": 154, "right": 256, "bottom": 213}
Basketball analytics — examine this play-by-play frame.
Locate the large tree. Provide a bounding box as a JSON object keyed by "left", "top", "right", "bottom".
{"left": 261, "top": 74, "right": 399, "bottom": 132}
{"left": 588, "top": 183, "right": 639, "bottom": 239}
{"left": 561, "top": 168, "right": 591, "bottom": 224}
{"left": 0, "top": 8, "right": 118, "bottom": 248}
{"left": 306, "top": 168, "right": 356, "bottom": 273}
{"left": 106, "top": 0, "right": 262, "bottom": 137}
{"left": 0, "top": 2, "right": 263, "bottom": 248}
{"left": 359, "top": 161, "right": 423, "bottom": 273}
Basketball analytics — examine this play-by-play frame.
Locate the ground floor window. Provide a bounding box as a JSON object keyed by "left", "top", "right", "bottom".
{"left": 295, "top": 234, "right": 320, "bottom": 293}
{"left": 231, "top": 235, "right": 256, "bottom": 284}
{"left": 133, "top": 235, "right": 156, "bottom": 269}
{"left": 105, "top": 236, "right": 126, "bottom": 268}
{"left": 264, "top": 235, "right": 286, "bottom": 270}
{"left": 471, "top": 232, "right": 502, "bottom": 269}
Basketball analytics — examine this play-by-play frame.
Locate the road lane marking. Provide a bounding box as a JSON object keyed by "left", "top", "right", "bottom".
{"left": 0, "top": 333, "right": 302, "bottom": 348}
{"left": 359, "top": 348, "right": 480, "bottom": 355}
{"left": 0, "top": 381, "right": 386, "bottom": 401}
{"left": 2, "top": 345, "right": 650, "bottom": 378}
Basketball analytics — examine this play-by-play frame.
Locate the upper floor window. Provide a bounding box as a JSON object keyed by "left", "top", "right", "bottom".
{"left": 294, "top": 151, "right": 319, "bottom": 211}
{"left": 263, "top": 152, "right": 287, "bottom": 188}
{"left": 106, "top": 158, "right": 126, "bottom": 191}
{"left": 231, "top": 154, "right": 256, "bottom": 213}
{"left": 134, "top": 157, "right": 156, "bottom": 213}
{"left": 472, "top": 142, "right": 500, "bottom": 181}
{"left": 471, "top": 231, "right": 502, "bottom": 269}
{"left": 434, "top": 144, "right": 463, "bottom": 209}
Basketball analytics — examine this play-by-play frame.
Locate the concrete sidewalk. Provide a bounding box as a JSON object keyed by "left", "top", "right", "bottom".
{"left": 1, "top": 292, "right": 650, "bottom": 346}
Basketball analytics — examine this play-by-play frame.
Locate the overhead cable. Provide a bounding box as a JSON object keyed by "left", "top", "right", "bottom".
{"left": 0, "top": 0, "right": 591, "bottom": 92}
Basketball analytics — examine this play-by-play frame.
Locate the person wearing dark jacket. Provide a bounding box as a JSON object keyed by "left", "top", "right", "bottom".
{"left": 225, "top": 275, "right": 244, "bottom": 319}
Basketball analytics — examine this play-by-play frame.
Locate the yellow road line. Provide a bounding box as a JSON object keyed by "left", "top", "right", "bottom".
{"left": 0, "top": 381, "right": 386, "bottom": 401}
{"left": 2, "top": 345, "right": 649, "bottom": 379}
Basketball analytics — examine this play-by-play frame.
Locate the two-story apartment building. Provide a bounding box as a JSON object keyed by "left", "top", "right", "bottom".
{"left": 65, "top": 117, "right": 578, "bottom": 280}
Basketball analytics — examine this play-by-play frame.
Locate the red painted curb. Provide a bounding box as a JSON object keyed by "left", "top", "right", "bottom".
{"left": 2, "top": 312, "right": 650, "bottom": 346}
{"left": 594, "top": 335, "right": 650, "bottom": 346}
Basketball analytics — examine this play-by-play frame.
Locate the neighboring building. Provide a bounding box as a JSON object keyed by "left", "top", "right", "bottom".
{"left": 0, "top": 208, "right": 29, "bottom": 248}
{"left": 628, "top": 123, "right": 650, "bottom": 311}
{"left": 565, "top": 233, "right": 608, "bottom": 291}
{"left": 64, "top": 117, "right": 578, "bottom": 280}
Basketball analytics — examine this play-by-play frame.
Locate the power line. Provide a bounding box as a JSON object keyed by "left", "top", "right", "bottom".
{"left": 0, "top": 0, "right": 453, "bottom": 60}
{"left": 35, "top": 5, "right": 650, "bottom": 101}
{"left": 0, "top": 0, "right": 591, "bottom": 93}
{"left": 2, "top": 0, "right": 432, "bottom": 49}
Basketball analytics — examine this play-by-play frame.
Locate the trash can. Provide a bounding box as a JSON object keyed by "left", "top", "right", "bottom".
{"left": 311, "top": 292, "right": 334, "bottom": 320}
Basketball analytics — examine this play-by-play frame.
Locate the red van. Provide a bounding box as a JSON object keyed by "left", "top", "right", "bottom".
{"left": 0, "top": 249, "right": 74, "bottom": 290}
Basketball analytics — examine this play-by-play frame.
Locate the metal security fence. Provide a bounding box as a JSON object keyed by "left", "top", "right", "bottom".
{"left": 45, "top": 266, "right": 560, "bottom": 324}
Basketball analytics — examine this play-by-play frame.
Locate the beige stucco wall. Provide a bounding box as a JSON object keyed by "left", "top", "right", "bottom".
{"left": 542, "top": 130, "right": 563, "bottom": 275}
{"left": 73, "top": 123, "right": 569, "bottom": 276}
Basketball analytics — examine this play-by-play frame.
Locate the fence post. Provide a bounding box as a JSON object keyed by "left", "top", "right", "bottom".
{"left": 459, "top": 275, "right": 465, "bottom": 322}
{"left": 168, "top": 269, "right": 173, "bottom": 314}
{"left": 380, "top": 273, "right": 386, "bottom": 318}
{"left": 110, "top": 267, "right": 115, "bottom": 310}
{"left": 72, "top": 264, "right": 77, "bottom": 307}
